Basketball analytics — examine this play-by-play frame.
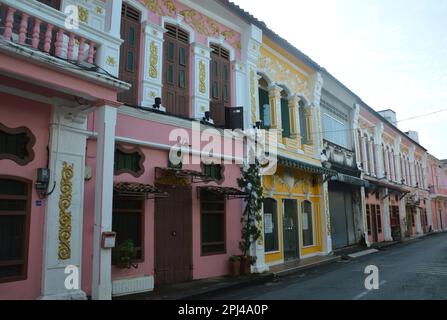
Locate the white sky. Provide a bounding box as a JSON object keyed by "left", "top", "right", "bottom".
{"left": 233, "top": 0, "right": 447, "bottom": 159}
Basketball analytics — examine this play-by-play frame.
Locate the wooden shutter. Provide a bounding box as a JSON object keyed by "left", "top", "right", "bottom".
{"left": 118, "top": 3, "right": 141, "bottom": 105}
{"left": 163, "top": 24, "right": 190, "bottom": 118}
{"left": 366, "top": 204, "right": 371, "bottom": 235}
{"left": 281, "top": 97, "right": 291, "bottom": 138}
{"left": 209, "top": 44, "right": 231, "bottom": 127}
{"left": 36, "top": 0, "right": 61, "bottom": 9}
{"left": 376, "top": 205, "right": 382, "bottom": 233}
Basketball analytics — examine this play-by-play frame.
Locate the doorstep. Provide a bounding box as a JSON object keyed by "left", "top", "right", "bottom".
{"left": 269, "top": 255, "right": 341, "bottom": 277}
{"left": 113, "top": 273, "right": 274, "bottom": 300}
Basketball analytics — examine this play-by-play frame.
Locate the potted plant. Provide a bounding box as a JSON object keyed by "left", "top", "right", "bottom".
{"left": 237, "top": 159, "right": 264, "bottom": 275}
{"left": 229, "top": 255, "right": 241, "bottom": 277}
{"left": 113, "top": 239, "right": 138, "bottom": 269}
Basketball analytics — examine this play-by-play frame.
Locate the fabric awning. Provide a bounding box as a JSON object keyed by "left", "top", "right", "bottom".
{"left": 331, "top": 173, "right": 369, "bottom": 187}
{"left": 197, "top": 186, "right": 249, "bottom": 200}
{"left": 113, "top": 182, "right": 168, "bottom": 199}
{"left": 277, "top": 156, "right": 338, "bottom": 176}
{"left": 155, "top": 167, "right": 214, "bottom": 183}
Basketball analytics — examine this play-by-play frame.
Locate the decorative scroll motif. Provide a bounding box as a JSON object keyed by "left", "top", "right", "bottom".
{"left": 257, "top": 219, "right": 264, "bottom": 245}
{"left": 144, "top": 0, "right": 241, "bottom": 51}
{"left": 324, "top": 189, "right": 331, "bottom": 236}
{"left": 250, "top": 68, "right": 257, "bottom": 123}
{"left": 106, "top": 56, "right": 117, "bottom": 67}
{"left": 199, "top": 60, "right": 206, "bottom": 93}
{"left": 149, "top": 41, "right": 158, "bottom": 78}
{"left": 78, "top": 6, "right": 89, "bottom": 23}
{"left": 58, "top": 162, "right": 74, "bottom": 260}
{"left": 258, "top": 54, "right": 309, "bottom": 98}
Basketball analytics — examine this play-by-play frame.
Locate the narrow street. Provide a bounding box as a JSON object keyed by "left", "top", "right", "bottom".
{"left": 200, "top": 232, "right": 447, "bottom": 300}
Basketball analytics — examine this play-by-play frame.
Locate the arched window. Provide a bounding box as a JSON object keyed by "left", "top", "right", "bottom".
{"left": 209, "top": 44, "right": 231, "bottom": 127}
{"left": 302, "top": 200, "right": 314, "bottom": 247}
{"left": 0, "top": 176, "right": 31, "bottom": 282}
{"left": 263, "top": 198, "right": 278, "bottom": 252}
{"left": 280, "top": 90, "right": 291, "bottom": 138}
{"left": 258, "top": 76, "right": 271, "bottom": 129}
{"left": 163, "top": 23, "right": 190, "bottom": 117}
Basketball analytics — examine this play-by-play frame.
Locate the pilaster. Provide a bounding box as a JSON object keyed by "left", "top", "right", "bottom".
{"left": 191, "top": 43, "right": 213, "bottom": 119}
{"left": 382, "top": 189, "right": 393, "bottom": 241}
{"left": 40, "top": 105, "right": 89, "bottom": 300}
{"left": 322, "top": 181, "right": 333, "bottom": 254}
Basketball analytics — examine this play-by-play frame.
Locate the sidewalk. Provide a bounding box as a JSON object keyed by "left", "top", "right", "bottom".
{"left": 114, "top": 255, "right": 340, "bottom": 300}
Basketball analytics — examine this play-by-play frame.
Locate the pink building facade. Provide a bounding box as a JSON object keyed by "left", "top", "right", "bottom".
{"left": 0, "top": 0, "right": 266, "bottom": 300}
{"left": 427, "top": 155, "right": 447, "bottom": 231}
{"left": 355, "top": 106, "right": 431, "bottom": 245}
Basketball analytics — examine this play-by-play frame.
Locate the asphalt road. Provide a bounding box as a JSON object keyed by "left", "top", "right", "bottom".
{"left": 200, "top": 232, "right": 447, "bottom": 300}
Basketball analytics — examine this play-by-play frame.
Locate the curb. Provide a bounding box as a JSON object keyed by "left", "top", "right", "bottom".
{"left": 272, "top": 256, "right": 342, "bottom": 277}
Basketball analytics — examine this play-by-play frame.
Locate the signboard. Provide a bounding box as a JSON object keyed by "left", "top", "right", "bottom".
{"left": 264, "top": 213, "right": 273, "bottom": 234}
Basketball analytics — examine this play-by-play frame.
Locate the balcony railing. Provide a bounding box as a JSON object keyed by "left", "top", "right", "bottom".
{"left": 0, "top": 0, "right": 121, "bottom": 77}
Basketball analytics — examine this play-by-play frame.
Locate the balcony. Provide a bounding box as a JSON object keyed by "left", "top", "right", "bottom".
{"left": 323, "top": 140, "right": 357, "bottom": 171}
{"left": 0, "top": 0, "right": 122, "bottom": 78}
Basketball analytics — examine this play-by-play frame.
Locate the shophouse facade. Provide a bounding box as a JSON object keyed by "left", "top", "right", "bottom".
{"left": 320, "top": 71, "right": 365, "bottom": 249}
{"left": 427, "top": 154, "right": 447, "bottom": 231}
{"left": 356, "top": 107, "right": 431, "bottom": 245}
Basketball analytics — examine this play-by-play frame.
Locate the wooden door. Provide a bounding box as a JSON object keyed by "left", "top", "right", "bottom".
{"left": 118, "top": 3, "right": 141, "bottom": 105}
{"left": 163, "top": 24, "right": 190, "bottom": 117}
{"left": 282, "top": 199, "right": 299, "bottom": 261}
{"left": 155, "top": 184, "right": 192, "bottom": 285}
{"left": 370, "top": 205, "right": 378, "bottom": 243}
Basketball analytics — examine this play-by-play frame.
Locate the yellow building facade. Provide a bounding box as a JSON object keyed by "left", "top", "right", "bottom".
{"left": 252, "top": 34, "right": 335, "bottom": 267}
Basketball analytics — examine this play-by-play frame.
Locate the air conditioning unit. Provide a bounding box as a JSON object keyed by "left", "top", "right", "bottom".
{"left": 225, "top": 107, "right": 244, "bottom": 130}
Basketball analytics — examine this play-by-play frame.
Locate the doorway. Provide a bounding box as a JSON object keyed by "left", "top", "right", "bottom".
{"left": 155, "top": 184, "right": 192, "bottom": 285}
{"left": 282, "top": 199, "right": 299, "bottom": 261}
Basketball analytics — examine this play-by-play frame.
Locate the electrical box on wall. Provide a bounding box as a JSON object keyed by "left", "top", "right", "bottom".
{"left": 35, "top": 168, "right": 50, "bottom": 190}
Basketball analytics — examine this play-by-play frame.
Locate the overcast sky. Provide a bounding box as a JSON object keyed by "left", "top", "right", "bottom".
{"left": 233, "top": 0, "right": 447, "bottom": 159}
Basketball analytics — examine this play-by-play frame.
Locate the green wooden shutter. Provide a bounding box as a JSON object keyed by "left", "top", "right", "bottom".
{"left": 281, "top": 98, "right": 290, "bottom": 138}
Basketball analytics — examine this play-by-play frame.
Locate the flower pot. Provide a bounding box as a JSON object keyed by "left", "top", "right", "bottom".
{"left": 229, "top": 260, "right": 241, "bottom": 277}
{"left": 240, "top": 256, "right": 251, "bottom": 275}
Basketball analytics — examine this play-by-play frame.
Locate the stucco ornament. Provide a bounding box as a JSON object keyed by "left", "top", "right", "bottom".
{"left": 149, "top": 41, "right": 158, "bottom": 78}
{"left": 199, "top": 60, "right": 206, "bottom": 93}
{"left": 58, "top": 162, "right": 74, "bottom": 260}
{"left": 257, "top": 54, "right": 310, "bottom": 98}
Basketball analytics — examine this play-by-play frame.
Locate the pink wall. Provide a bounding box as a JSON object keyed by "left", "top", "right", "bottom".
{"left": 0, "top": 93, "right": 51, "bottom": 299}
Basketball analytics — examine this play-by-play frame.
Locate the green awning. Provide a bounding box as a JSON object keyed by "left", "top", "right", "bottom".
{"left": 277, "top": 156, "right": 338, "bottom": 176}
{"left": 331, "top": 173, "right": 369, "bottom": 187}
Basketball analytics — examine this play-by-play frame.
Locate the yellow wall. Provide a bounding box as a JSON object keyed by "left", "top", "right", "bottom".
{"left": 263, "top": 166, "right": 324, "bottom": 264}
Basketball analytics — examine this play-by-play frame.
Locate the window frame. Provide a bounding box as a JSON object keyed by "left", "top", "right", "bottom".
{"left": 114, "top": 145, "right": 145, "bottom": 178}
{"left": 200, "top": 189, "right": 226, "bottom": 256}
{"left": 112, "top": 196, "right": 145, "bottom": 264}
{"left": 0, "top": 175, "right": 32, "bottom": 284}
{"left": 301, "top": 200, "right": 315, "bottom": 247}
{"left": 0, "top": 123, "right": 36, "bottom": 166}
{"left": 263, "top": 198, "right": 279, "bottom": 253}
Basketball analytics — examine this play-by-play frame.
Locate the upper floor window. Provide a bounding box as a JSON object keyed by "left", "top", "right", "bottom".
{"left": 163, "top": 24, "right": 190, "bottom": 118}
{"left": 322, "top": 113, "right": 347, "bottom": 148}
{"left": 258, "top": 77, "right": 271, "bottom": 129}
{"left": 0, "top": 177, "right": 31, "bottom": 283}
{"left": 209, "top": 44, "right": 231, "bottom": 127}
{"left": 37, "top": 0, "right": 61, "bottom": 9}
{"left": 0, "top": 123, "right": 35, "bottom": 166}
{"left": 118, "top": 3, "right": 141, "bottom": 105}
{"left": 280, "top": 90, "right": 291, "bottom": 138}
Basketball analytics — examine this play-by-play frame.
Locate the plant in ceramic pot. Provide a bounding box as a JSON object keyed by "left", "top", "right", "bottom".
{"left": 237, "top": 159, "right": 263, "bottom": 275}
{"left": 229, "top": 255, "right": 241, "bottom": 277}
{"left": 113, "top": 239, "right": 139, "bottom": 269}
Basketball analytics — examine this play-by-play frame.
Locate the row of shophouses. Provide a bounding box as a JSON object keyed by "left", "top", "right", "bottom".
{"left": 0, "top": 0, "right": 446, "bottom": 300}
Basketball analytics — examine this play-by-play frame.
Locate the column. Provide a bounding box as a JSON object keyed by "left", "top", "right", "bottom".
{"left": 288, "top": 95, "right": 302, "bottom": 147}
{"left": 108, "top": 0, "right": 123, "bottom": 38}
{"left": 192, "top": 43, "right": 213, "bottom": 119}
{"left": 375, "top": 142, "right": 384, "bottom": 179}
{"left": 361, "top": 136, "right": 369, "bottom": 174}
{"left": 41, "top": 105, "right": 89, "bottom": 300}
{"left": 394, "top": 153, "right": 402, "bottom": 183}
{"left": 368, "top": 140, "right": 376, "bottom": 176}
{"left": 91, "top": 105, "right": 118, "bottom": 300}
{"left": 269, "top": 85, "right": 283, "bottom": 142}
{"left": 141, "top": 22, "right": 166, "bottom": 107}
{"left": 399, "top": 197, "right": 407, "bottom": 239}
{"left": 382, "top": 189, "right": 393, "bottom": 241}
{"left": 389, "top": 152, "right": 395, "bottom": 182}
{"left": 322, "top": 182, "right": 333, "bottom": 254}
{"left": 233, "top": 60, "right": 247, "bottom": 120}
{"left": 415, "top": 208, "right": 423, "bottom": 234}
{"left": 360, "top": 186, "right": 371, "bottom": 247}
{"left": 384, "top": 147, "right": 391, "bottom": 180}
